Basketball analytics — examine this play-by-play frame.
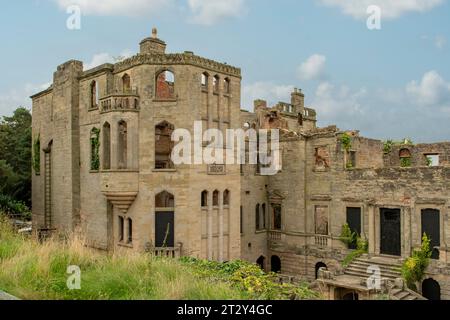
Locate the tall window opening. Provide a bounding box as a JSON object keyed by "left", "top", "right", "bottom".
{"left": 156, "top": 70, "right": 175, "bottom": 99}
{"left": 122, "top": 74, "right": 131, "bottom": 93}
{"left": 102, "top": 122, "right": 111, "bottom": 170}
{"left": 155, "top": 121, "right": 174, "bottom": 169}
{"left": 90, "top": 81, "right": 99, "bottom": 109}
{"left": 201, "top": 190, "right": 208, "bottom": 207}
{"left": 90, "top": 127, "right": 100, "bottom": 171}
{"left": 118, "top": 120, "right": 128, "bottom": 169}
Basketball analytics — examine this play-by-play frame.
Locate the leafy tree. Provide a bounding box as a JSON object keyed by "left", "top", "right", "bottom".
{"left": 0, "top": 107, "right": 32, "bottom": 206}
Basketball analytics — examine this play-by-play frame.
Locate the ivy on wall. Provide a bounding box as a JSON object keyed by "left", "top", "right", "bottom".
{"left": 90, "top": 128, "right": 100, "bottom": 171}
{"left": 33, "top": 134, "right": 40, "bottom": 175}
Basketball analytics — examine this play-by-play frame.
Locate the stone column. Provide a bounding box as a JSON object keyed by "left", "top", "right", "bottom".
{"left": 368, "top": 205, "right": 376, "bottom": 255}
{"left": 219, "top": 191, "right": 224, "bottom": 262}
{"left": 207, "top": 76, "right": 213, "bottom": 130}
{"left": 207, "top": 191, "right": 213, "bottom": 260}
{"left": 404, "top": 206, "right": 412, "bottom": 258}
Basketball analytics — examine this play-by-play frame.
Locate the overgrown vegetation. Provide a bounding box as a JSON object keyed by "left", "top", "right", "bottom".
{"left": 0, "top": 218, "right": 320, "bottom": 300}
{"left": 401, "top": 234, "right": 432, "bottom": 291}
{"left": 340, "top": 224, "right": 368, "bottom": 267}
{"left": 0, "top": 194, "right": 31, "bottom": 220}
{"left": 341, "top": 133, "right": 352, "bottom": 152}
{"left": 33, "top": 134, "right": 40, "bottom": 174}
{"left": 90, "top": 128, "right": 100, "bottom": 171}
{"left": 400, "top": 157, "right": 412, "bottom": 168}
{"left": 383, "top": 138, "right": 414, "bottom": 154}
{"left": 0, "top": 107, "right": 32, "bottom": 214}
{"left": 180, "top": 257, "right": 320, "bottom": 300}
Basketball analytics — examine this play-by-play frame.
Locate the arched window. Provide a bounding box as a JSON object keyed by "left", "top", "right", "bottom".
{"left": 223, "top": 190, "right": 230, "bottom": 206}
{"left": 271, "top": 255, "right": 281, "bottom": 273}
{"left": 156, "top": 70, "right": 175, "bottom": 99}
{"left": 118, "top": 216, "right": 124, "bottom": 242}
{"left": 213, "top": 190, "right": 219, "bottom": 206}
{"left": 90, "top": 81, "right": 99, "bottom": 109}
{"left": 127, "top": 218, "right": 133, "bottom": 244}
{"left": 90, "top": 127, "right": 100, "bottom": 171}
{"left": 224, "top": 78, "right": 230, "bottom": 94}
{"left": 102, "top": 122, "right": 111, "bottom": 170}
{"left": 155, "top": 191, "right": 175, "bottom": 248}
{"left": 256, "top": 256, "right": 265, "bottom": 270}
{"left": 156, "top": 191, "right": 175, "bottom": 208}
{"left": 122, "top": 74, "right": 131, "bottom": 93}
{"left": 422, "top": 278, "right": 441, "bottom": 300}
{"left": 118, "top": 120, "right": 128, "bottom": 169}
{"left": 155, "top": 121, "right": 174, "bottom": 169}
{"left": 213, "top": 75, "right": 220, "bottom": 93}
{"left": 261, "top": 203, "right": 266, "bottom": 229}
{"left": 315, "top": 262, "right": 328, "bottom": 279}
{"left": 255, "top": 204, "right": 260, "bottom": 230}
{"left": 201, "top": 190, "right": 208, "bottom": 207}
{"left": 201, "top": 72, "right": 209, "bottom": 90}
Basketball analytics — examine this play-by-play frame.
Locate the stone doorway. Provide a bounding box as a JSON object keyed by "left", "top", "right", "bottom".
{"left": 422, "top": 278, "right": 441, "bottom": 300}
{"left": 421, "top": 209, "right": 440, "bottom": 260}
{"left": 155, "top": 212, "right": 175, "bottom": 247}
{"left": 380, "top": 208, "right": 401, "bottom": 256}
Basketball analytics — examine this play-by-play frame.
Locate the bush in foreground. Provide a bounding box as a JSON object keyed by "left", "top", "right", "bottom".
{"left": 0, "top": 218, "right": 319, "bottom": 300}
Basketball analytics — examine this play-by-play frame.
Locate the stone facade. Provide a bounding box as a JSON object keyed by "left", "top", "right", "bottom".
{"left": 32, "top": 30, "right": 450, "bottom": 300}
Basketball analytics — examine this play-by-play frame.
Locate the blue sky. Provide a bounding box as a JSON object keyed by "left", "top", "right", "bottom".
{"left": 1, "top": 0, "right": 449, "bottom": 142}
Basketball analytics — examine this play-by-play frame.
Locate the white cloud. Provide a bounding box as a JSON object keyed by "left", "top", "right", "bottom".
{"left": 434, "top": 35, "right": 447, "bottom": 49}
{"left": 0, "top": 82, "right": 51, "bottom": 117}
{"left": 54, "top": 0, "right": 171, "bottom": 16}
{"left": 318, "top": 0, "right": 444, "bottom": 19}
{"left": 54, "top": 0, "right": 247, "bottom": 24}
{"left": 187, "top": 0, "right": 247, "bottom": 25}
{"left": 406, "top": 70, "right": 450, "bottom": 106}
{"left": 242, "top": 82, "right": 295, "bottom": 110}
{"left": 84, "top": 50, "right": 134, "bottom": 70}
{"left": 297, "top": 54, "right": 326, "bottom": 81}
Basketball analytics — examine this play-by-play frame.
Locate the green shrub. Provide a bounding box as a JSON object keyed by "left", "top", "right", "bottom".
{"left": 341, "top": 133, "right": 352, "bottom": 152}
{"left": 0, "top": 194, "right": 31, "bottom": 220}
{"left": 400, "top": 157, "right": 412, "bottom": 168}
{"left": 339, "top": 223, "right": 357, "bottom": 248}
{"left": 401, "top": 233, "right": 432, "bottom": 291}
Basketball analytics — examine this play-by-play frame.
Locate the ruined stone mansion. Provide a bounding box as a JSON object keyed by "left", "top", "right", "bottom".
{"left": 31, "top": 30, "right": 450, "bottom": 300}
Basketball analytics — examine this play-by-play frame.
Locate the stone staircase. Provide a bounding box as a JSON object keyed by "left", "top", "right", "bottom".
{"left": 344, "top": 255, "right": 402, "bottom": 281}
{"left": 343, "top": 255, "right": 426, "bottom": 300}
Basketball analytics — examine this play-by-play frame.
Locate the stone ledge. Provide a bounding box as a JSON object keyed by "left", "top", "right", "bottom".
{"left": 0, "top": 290, "right": 20, "bottom": 300}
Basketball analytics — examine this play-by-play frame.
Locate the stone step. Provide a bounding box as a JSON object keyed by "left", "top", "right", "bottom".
{"left": 345, "top": 264, "right": 402, "bottom": 275}
{"left": 344, "top": 270, "right": 399, "bottom": 280}
{"left": 395, "top": 291, "right": 409, "bottom": 300}
{"left": 348, "top": 261, "right": 402, "bottom": 272}
{"left": 354, "top": 257, "right": 402, "bottom": 268}
{"left": 345, "top": 267, "right": 401, "bottom": 279}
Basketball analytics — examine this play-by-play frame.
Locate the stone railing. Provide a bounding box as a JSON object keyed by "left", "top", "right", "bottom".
{"left": 314, "top": 235, "right": 329, "bottom": 247}
{"left": 153, "top": 244, "right": 183, "bottom": 258}
{"left": 269, "top": 230, "right": 282, "bottom": 241}
{"left": 99, "top": 90, "right": 140, "bottom": 113}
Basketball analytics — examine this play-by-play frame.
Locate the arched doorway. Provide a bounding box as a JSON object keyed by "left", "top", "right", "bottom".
{"left": 342, "top": 292, "right": 359, "bottom": 300}
{"left": 155, "top": 191, "right": 175, "bottom": 248}
{"left": 422, "top": 278, "right": 441, "bottom": 300}
{"left": 256, "top": 256, "right": 265, "bottom": 270}
{"left": 271, "top": 255, "right": 281, "bottom": 273}
{"left": 315, "top": 262, "right": 327, "bottom": 279}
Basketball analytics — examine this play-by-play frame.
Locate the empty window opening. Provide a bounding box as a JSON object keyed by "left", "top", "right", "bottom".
{"left": 118, "top": 216, "right": 124, "bottom": 242}
{"left": 213, "top": 75, "right": 220, "bottom": 93}
{"left": 118, "top": 120, "right": 128, "bottom": 169}
{"left": 90, "top": 81, "right": 99, "bottom": 108}
{"left": 425, "top": 154, "right": 439, "bottom": 167}
{"left": 127, "top": 218, "right": 133, "bottom": 244}
{"left": 201, "top": 190, "right": 208, "bottom": 207}
{"left": 213, "top": 190, "right": 219, "bottom": 206}
{"left": 156, "top": 191, "right": 175, "bottom": 208}
{"left": 102, "top": 122, "right": 111, "bottom": 170}
{"left": 201, "top": 72, "right": 209, "bottom": 90}
{"left": 156, "top": 70, "right": 175, "bottom": 99}
{"left": 122, "top": 74, "right": 131, "bottom": 93}
{"left": 224, "top": 78, "right": 230, "bottom": 94}
{"left": 223, "top": 190, "right": 230, "bottom": 206}
{"left": 155, "top": 121, "right": 174, "bottom": 169}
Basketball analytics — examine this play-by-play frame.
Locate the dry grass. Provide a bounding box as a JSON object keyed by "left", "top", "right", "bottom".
{"left": 0, "top": 217, "right": 244, "bottom": 300}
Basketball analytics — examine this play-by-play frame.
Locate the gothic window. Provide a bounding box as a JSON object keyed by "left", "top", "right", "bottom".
{"left": 90, "top": 127, "right": 100, "bottom": 171}
{"left": 273, "top": 204, "right": 282, "bottom": 230}
{"left": 155, "top": 121, "right": 174, "bottom": 169}
{"left": 118, "top": 216, "right": 124, "bottom": 242}
{"left": 122, "top": 74, "right": 131, "bottom": 93}
{"left": 102, "top": 122, "right": 111, "bottom": 170}
{"left": 262, "top": 203, "right": 266, "bottom": 229}
{"left": 156, "top": 70, "right": 175, "bottom": 99}
{"left": 213, "top": 75, "right": 220, "bottom": 93}
{"left": 118, "top": 120, "right": 128, "bottom": 169}
{"left": 127, "top": 218, "right": 133, "bottom": 244}
{"left": 90, "top": 81, "right": 99, "bottom": 109}
{"left": 201, "top": 190, "right": 208, "bottom": 207}
{"left": 223, "top": 190, "right": 230, "bottom": 206}
{"left": 224, "top": 78, "right": 230, "bottom": 94}
{"left": 156, "top": 191, "right": 175, "bottom": 208}
{"left": 201, "top": 72, "right": 209, "bottom": 90}
{"left": 255, "top": 204, "right": 261, "bottom": 230}
{"left": 213, "top": 190, "right": 219, "bottom": 206}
